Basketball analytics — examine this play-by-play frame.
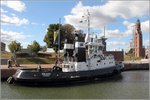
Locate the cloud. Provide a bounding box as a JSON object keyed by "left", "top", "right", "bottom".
{"left": 103, "top": 19, "right": 149, "bottom": 39}
{"left": 107, "top": 41, "right": 128, "bottom": 51}
{"left": 123, "top": 21, "right": 135, "bottom": 29}
{"left": 107, "top": 41, "right": 127, "bottom": 51}
{"left": 1, "top": 1, "right": 26, "bottom": 12}
{"left": 42, "top": 24, "right": 45, "bottom": 26}
{"left": 144, "top": 39, "right": 149, "bottom": 47}
{"left": 1, "top": 29, "right": 31, "bottom": 43}
{"left": 64, "top": 1, "right": 115, "bottom": 29}
{"left": 1, "top": 13, "right": 29, "bottom": 26}
{"left": 123, "top": 20, "right": 149, "bottom": 33}
{"left": 106, "top": 29, "right": 130, "bottom": 38}
{"left": 31, "top": 22, "right": 38, "bottom": 25}
{"left": 141, "top": 20, "right": 149, "bottom": 33}
{"left": 64, "top": 1, "right": 149, "bottom": 30}
{"left": 107, "top": 41, "right": 127, "bottom": 46}
{"left": 20, "top": 41, "right": 31, "bottom": 48}
{"left": 105, "top": 19, "right": 149, "bottom": 39}
{"left": 99, "top": 28, "right": 132, "bottom": 39}
{"left": 100, "top": 1, "right": 148, "bottom": 19}
{"left": 1, "top": 8, "right": 8, "bottom": 13}
{"left": 1, "top": 1, "right": 29, "bottom": 26}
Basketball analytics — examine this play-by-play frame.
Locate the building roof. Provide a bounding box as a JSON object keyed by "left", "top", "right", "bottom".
{"left": 0, "top": 42, "right": 6, "bottom": 45}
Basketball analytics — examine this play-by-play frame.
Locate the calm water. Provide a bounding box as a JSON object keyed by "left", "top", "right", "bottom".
{"left": 1, "top": 71, "right": 149, "bottom": 99}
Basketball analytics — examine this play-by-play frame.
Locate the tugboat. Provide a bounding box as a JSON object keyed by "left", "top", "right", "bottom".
{"left": 7, "top": 33, "right": 124, "bottom": 85}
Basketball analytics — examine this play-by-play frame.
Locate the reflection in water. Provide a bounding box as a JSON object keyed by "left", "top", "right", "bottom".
{"left": 1, "top": 71, "right": 149, "bottom": 99}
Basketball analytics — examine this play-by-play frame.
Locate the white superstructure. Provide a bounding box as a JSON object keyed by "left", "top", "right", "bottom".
{"left": 61, "top": 33, "right": 116, "bottom": 72}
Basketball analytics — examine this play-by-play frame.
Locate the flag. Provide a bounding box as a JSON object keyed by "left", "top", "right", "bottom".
{"left": 54, "top": 31, "right": 58, "bottom": 45}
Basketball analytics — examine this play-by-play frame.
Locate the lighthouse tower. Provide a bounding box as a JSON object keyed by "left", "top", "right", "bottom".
{"left": 134, "top": 19, "right": 145, "bottom": 57}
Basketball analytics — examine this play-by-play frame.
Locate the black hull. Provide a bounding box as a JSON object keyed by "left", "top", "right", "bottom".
{"left": 9, "top": 65, "right": 123, "bottom": 86}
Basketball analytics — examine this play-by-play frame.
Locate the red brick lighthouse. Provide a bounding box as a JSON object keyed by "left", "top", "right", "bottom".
{"left": 134, "top": 19, "right": 145, "bottom": 57}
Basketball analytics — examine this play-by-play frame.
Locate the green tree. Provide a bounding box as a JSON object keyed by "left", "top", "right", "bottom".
{"left": 28, "top": 41, "right": 40, "bottom": 56}
{"left": 43, "top": 24, "right": 75, "bottom": 54}
{"left": 8, "top": 40, "right": 21, "bottom": 53}
{"left": 8, "top": 40, "right": 21, "bottom": 66}
{"left": 61, "top": 24, "right": 75, "bottom": 42}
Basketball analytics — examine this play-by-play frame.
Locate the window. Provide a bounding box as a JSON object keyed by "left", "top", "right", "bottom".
{"left": 64, "top": 65, "right": 69, "bottom": 68}
{"left": 97, "top": 60, "right": 101, "bottom": 62}
{"left": 91, "top": 38, "right": 93, "bottom": 42}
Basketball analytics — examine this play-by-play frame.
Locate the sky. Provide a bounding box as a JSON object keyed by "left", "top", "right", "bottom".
{"left": 1, "top": 0, "right": 149, "bottom": 52}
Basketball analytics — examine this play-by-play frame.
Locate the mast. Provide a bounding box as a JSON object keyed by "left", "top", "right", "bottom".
{"left": 58, "top": 18, "right": 61, "bottom": 58}
{"left": 80, "top": 10, "right": 90, "bottom": 34}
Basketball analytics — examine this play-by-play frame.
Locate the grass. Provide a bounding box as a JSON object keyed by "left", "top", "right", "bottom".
{"left": 0, "top": 52, "right": 12, "bottom": 59}
{"left": 124, "top": 54, "right": 143, "bottom": 61}
{"left": 17, "top": 57, "right": 57, "bottom": 64}
{"left": 1, "top": 52, "right": 63, "bottom": 64}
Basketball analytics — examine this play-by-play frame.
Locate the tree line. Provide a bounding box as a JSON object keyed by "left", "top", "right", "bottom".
{"left": 8, "top": 24, "right": 76, "bottom": 55}
{"left": 8, "top": 40, "right": 44, "bottom": 55}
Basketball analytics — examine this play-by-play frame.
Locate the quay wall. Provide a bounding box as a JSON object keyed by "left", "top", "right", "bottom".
{"left": 123, "top": 63, "right": 149, "bottom": 71}
{"left": 104, "top": 51, "right": 124, "bottom": 62}
{"left": 1, "top": 69, "right": 16, "bottom": 80}
{"left": 0, "top": 58, "right": 8, "bottom": 65}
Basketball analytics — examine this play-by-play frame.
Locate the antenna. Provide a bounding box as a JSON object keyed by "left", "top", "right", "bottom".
{"left": 104, "top": 26, "right": 105, "bottom": 38}
{"left": 87, "top": 9, "right": 90, "bottom": 34}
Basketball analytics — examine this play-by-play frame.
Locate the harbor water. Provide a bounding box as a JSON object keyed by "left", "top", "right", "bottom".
{"left": 1, "top": 71, "right": 149, "bottom": 99}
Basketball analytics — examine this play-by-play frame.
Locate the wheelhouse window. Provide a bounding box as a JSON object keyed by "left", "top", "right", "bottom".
{"left": 64, "top": 65, "right": 69, "bottom": 68}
